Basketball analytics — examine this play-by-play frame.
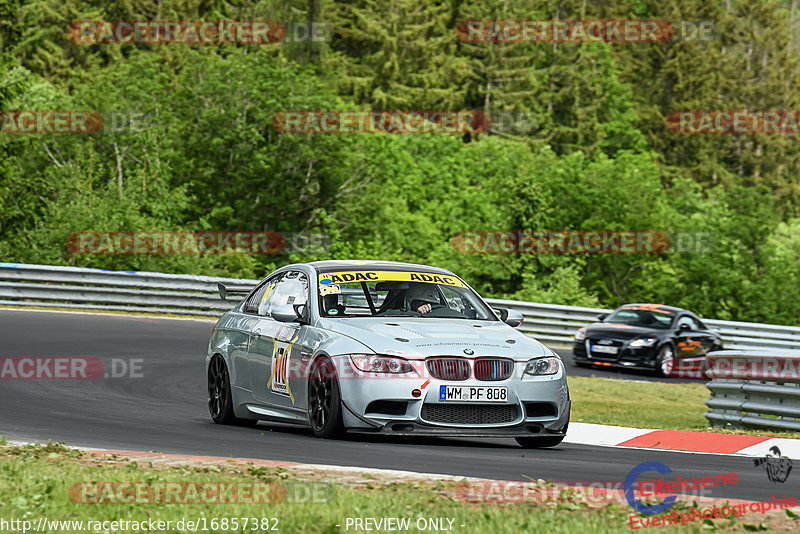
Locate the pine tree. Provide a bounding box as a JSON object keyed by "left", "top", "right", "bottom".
{"left": 326, "top": 0, "right": 471, "bottom": 109}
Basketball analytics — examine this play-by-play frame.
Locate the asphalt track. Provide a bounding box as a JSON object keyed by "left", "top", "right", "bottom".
{"left": 0, "top": 309, "right": 795, "bottom": 503}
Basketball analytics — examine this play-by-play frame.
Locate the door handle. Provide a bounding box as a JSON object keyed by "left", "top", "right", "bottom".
{"left": 253, "top": 329, "right": 262, "bottom": 339}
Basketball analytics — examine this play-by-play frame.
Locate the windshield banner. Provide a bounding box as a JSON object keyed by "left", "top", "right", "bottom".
{"left": 318, "top": 271, "right": 467, "bottom": 288}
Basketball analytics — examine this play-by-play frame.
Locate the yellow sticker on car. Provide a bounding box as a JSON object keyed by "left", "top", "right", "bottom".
{"left": 319, "top": 284, "right": 341, "bottom": 296}
{"left": 268, "top": 335, "right": 298, "bottom": 404}
{"left": 318, "top": 271, "right": 467, "bottom": 288}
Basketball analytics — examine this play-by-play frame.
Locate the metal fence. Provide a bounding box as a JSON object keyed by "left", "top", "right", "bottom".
{"left": 704, "top": 350, "right": 800, "bottom": 431}
{"left": 1, "top": 263, "right": 799, "bottom": 352}
{"left": 0, "top": 262, "right": 253, "bottom": 316}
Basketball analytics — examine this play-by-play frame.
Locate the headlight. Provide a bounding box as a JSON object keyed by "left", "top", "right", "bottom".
{"left": 629, "top": 337, "right": 657, "bottom": 347}
{"left": 574, "top": 328, "right": 586, "bottom": 341}
{"left": 350, "top": 354, "right": 414, "bottom": 374}
{"left": 524, "top": 357, "right": 560, "bottom": 376}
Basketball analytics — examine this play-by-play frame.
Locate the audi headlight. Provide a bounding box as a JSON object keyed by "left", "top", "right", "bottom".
{"left": 350, "top": 354, "right": 414, "bottom": 374}
{"left": 574, "top": 328, "right": 586, "bottom": 341}
{"left": 629, "top": 337, "right": 657, "bottom": 348}
{"left": 524, "top": 357, "right": 560, "bottom": 376}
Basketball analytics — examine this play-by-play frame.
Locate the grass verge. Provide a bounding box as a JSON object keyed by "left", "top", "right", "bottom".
{"left": 568, "top": 376, "right": 800, "bottom": 439}
{"left": 1, "top": 441, "right": 797, "bottom": 534}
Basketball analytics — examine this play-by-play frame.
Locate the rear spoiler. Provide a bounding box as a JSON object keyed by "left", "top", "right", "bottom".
{"left": 218, "top": 282, "right": 255, "bottom": 300}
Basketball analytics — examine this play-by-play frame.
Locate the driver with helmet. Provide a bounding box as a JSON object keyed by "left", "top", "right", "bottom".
{"left": 404, "top": 282, "right": 442, "bottom": 315}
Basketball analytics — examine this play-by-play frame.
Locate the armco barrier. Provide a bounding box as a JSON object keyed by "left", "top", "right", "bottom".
{"left": 704, "top": 350, "right": 800, "bottom": 431}
{"left": 0, "top": 263, "right": 798, "bottom": 351}
{"left": 0, "top": 263, "right": 252, "bottom": 316}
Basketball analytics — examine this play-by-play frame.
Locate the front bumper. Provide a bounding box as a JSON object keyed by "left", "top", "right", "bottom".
{"left": 345, "top": 412, "right": 570, "bottom": 437}
{"left": 573, "top": 342, "right": 708, "bottom": 376}
{"left": 333, "top": 356, "right": 570, "bottom": 437}
{"left": 572, "top": 340, "right": 659, "bottom": 370}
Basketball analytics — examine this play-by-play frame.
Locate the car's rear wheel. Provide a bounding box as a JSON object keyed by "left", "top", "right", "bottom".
{"left": 656, "top": 344, "right": 676, "bottom": 377}
{"left": 308, "top": 357, "right": 344, "bottom": 438}
{"left": 208, "top": 355, "right": 257, "bottom": 426}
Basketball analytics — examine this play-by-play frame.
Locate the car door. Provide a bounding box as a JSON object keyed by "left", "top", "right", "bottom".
{"left": 232, "top": 277, "right": 278, "bottom": 390}
{"left": 674, "top": 315, "right": 705, "bottom": 358}
{"left": 691, "top": 316, "right": 719, "bottom": 356}
{"left": 242, "top": 273, "right": 282, "bottom": 402}
{"left": 247, "top": 270, "right": 314, "bottom": 417}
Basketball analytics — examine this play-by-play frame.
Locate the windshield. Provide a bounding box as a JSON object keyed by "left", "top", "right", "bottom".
{"left": 604, "top": 306, "right": 673, "bottom": 329}
{"left": 317, "top": 270, "right": 495, "bottom": 320}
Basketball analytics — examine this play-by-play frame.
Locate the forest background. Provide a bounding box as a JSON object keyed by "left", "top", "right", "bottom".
{"left": 1, "top": 0, "right": 799, "bottom": 325}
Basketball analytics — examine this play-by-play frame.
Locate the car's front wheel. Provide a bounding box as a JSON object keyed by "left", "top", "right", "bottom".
{"left": 308, "top": 357, "right": 345, "bottom": 438}
{"left": 208, "top": 355, "right": 257, "bottom": 426}
{"left": 656, "top": 344, "right": 676, "bottom": 377}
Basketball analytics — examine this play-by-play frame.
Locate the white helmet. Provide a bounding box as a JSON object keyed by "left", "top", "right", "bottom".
{"left": 405, "top": 283, "right": 440, "bottom": 308}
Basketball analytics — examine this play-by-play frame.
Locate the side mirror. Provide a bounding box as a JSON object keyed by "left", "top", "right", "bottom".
{"left": 597, "top": 313, "right": 607, "bottom": 322}
{"left": 273, "top": 304, "right": 305, "bottom": 323}
{"left": 495, "top": 308, "right": 524, "bottom": 328}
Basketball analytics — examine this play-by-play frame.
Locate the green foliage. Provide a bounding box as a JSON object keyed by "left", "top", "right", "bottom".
{"left": 1, "top": 0, "right": 800, "bottom": 326}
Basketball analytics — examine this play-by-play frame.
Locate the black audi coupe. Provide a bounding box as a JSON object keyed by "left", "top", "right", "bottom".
{"left": 572, "top": 303, "right": 723, "bottom": 377}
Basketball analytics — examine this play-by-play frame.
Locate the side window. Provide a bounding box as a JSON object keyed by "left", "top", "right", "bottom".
{"left": 262, "top": 271, "right": 309, "bottom": 317}
{"left": 440, "top": 286, "right": 481, "bottom": 319}
{"left": 677, "top": 316, "right": 699, "bottom": 330}
{"left": 440, "top": 286, "right": 465, "bottom": 313}
{"left": 244, "top": 274, "right": 283, "bottom": 315}
{"left": 612, "top": 310, "right": 639, "bottom": 322}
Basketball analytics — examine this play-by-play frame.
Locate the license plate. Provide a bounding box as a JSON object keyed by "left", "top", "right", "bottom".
{"left": 439, "top": 385, "right": 507, "bottom": 402}
{"left": 591, "top": 344, "right": 618, "bottom": 354}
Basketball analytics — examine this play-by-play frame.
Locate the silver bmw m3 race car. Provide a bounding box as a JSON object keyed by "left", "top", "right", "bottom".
{"left": 206, "top": 260, "right": 570, "bottom": 448}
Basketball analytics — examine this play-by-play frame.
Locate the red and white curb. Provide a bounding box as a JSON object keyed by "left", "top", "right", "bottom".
{"left": 566, "top": 422, "right": 800, "bottom": 459}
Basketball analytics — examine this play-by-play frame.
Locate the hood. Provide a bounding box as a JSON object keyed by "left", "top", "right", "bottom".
{"left": 317, "top": 317, "right": 550, "bottom": 361}
{"left": 584, "top": 322, "right": 668, "bottom": 340}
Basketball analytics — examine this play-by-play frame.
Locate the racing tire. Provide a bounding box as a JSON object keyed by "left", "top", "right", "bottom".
{"left": 308, "top": 357, "right": 345, "bottom": 439}
{"left": 656, "top": 344, "right": 677, "bottom": 378}
{"left": 208, "top": 355, "right": 258, "bottom": 426}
